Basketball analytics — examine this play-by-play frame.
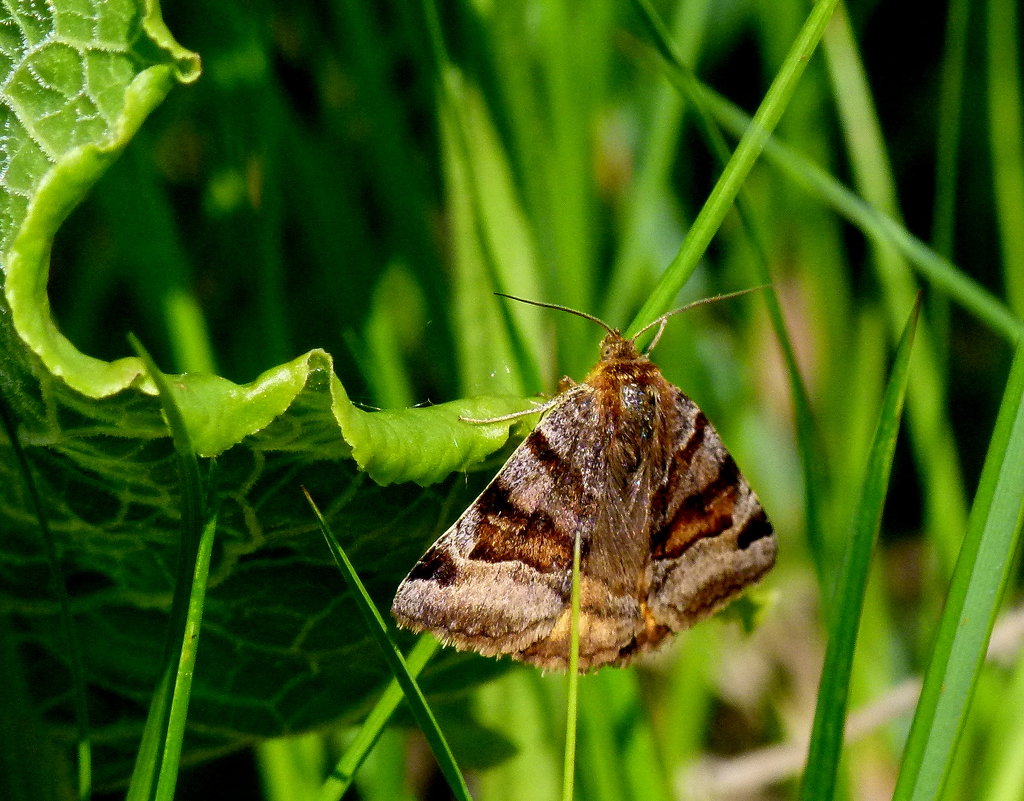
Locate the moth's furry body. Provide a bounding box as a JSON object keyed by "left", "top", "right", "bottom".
{"left": 392, "top": 329, "right": 775, "bottom": 671}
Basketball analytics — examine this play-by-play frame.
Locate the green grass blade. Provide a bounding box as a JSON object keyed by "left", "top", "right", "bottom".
{"left": 475, "top": 671, "right": 564, "bottom": 801}
{"left": 156, "top": 504, "right": 218, "bottom": 801}
{"left": 892, "top": 341, "right": 1024, "bottom": 801}
{"left": 304, "top": 489, "right": 472, "bottom": 801}
{"left": 602, "top": 0, "right": 712, "bottom": 326}
{"left": 630, "top": 0, "right": 828, "bottom": 579}
{"left": 799, "top": 296, "right": 921, "bottom": 801}
{"left": 987, "top": 0, "right": 1024, "bottom": 315}
{"left": 627, "top": 0, "right": 840, "bottom": 331}
{"left": 562, "top": 533, "right": 582, "bottom": 801}
{"left": 125, "top": 335, "right": 216, "bottom": 801}
{"left": 932, "top": 0, "right": 969, "bottom": 256}
{"left": 423, "top": 0, "right": 551, "bottom": 390}
{"left": 318, "top": 636, "right": 440, "bottom": 801}
{"left": 575, "top": 678, "right": 623, "bottom": 801}
{"left": 822, "top": 4, "right": 969, "bottom": 579}
{"left": 701, "top": 88, "right": 1024, "bottom": 343}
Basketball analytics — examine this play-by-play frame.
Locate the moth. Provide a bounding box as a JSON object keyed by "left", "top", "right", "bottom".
{"left": 391, "top": 294, "right": 776, "bottom": 671}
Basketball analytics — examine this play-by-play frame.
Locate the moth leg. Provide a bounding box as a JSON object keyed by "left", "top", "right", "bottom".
{"left": 460, "top": 397, "right": 560, "bottom": 424}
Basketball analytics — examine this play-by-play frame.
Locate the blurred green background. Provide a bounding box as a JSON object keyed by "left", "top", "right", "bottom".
{"left": 19, "top": 0, "right": 1024, "bottom": 799}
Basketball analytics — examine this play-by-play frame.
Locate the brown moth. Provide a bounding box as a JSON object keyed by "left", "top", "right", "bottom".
{"left": 391, "top": 294, "right": 776, "bottom": 671}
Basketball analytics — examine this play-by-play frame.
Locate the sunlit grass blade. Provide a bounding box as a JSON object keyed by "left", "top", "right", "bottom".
{"left": 318, "top": 635, "right": 440, "bottom": 801}
{"left": 629, "top": 0, "right": 828, "bottom": 579}
{"left": 602, "top": 0, "right": 712, "bottom": 326}
{"left": 987, "top": 0, "right": 1024, "bottom": 315}
{"left": 125, "top": 335, "right": 217, "bottom": 801}
{"left": 699, "top": 87, "right": 1024, "bottom": 344}
{"left": 892, "top": 340, "right": 1024, "bottom": 801}
{"left": 156, "top": 507, "right": 218, "bottom": 801}
{"left": 626, "top": 0, "right": 840, "bottom": 330}
{"left": 422, "top": 0, "right": 553, "bottom": 388}
{"left": 562, "top": 533, "right": 582, "bottom": 801}
{"left": 799, "top": 296, "right": 920, "bottom": 800}
{"left": 0, "top": 394, "right": 92, "bottom": 801}
{"left": 303, "top": 489, "right": 472, "bottom": 801}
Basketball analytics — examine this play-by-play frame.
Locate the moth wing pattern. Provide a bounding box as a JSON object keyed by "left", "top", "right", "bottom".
{"left": 391, "top": 324, "right": 777, "bottom": 672}
{"left": 391, "top": 384, "right": 613, "bottom": 659}
{"left": 641, "top": 388, "right": 776, "bottom": 641}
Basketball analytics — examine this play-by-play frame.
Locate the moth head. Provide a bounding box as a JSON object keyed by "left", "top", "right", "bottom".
{"left": 599, "top": 332, "right": 643, "bottom": 362}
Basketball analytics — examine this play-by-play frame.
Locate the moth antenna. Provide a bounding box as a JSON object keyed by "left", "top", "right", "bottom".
{"left": 632, "top": 285, "right": 771, "bottom": 353}
{"left": 495, "top": 293, "right": 616, "bottom": 335}
{"left": 644, "top": 317, "right": 670, "bottom": 353}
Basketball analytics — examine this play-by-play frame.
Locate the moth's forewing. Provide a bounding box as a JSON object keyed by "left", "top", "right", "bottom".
{"left": 391, "top": 386, "right": 593, "bottom": 657}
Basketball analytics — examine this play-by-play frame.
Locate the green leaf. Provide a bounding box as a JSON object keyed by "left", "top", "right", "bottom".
{"left": 0, "top": 0, "right": 535, "bottom": 787}
{"left": 3, "top": 0, "right": 199, "bottom": 394}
